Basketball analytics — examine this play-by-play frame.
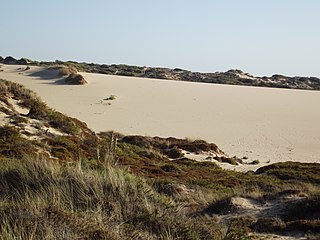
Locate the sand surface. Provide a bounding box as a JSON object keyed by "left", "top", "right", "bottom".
{"left": 0, "top": 64, "right": 319, "bottom": 170}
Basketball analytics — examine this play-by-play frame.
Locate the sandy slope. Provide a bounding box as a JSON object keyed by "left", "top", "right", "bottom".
{"left": 0, "top": 64, "right": 319, "bottom": 170}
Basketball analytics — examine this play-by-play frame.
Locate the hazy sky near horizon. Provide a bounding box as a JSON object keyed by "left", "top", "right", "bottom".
{"left": 1, "top": 0, "right": 320, "bottom": 77}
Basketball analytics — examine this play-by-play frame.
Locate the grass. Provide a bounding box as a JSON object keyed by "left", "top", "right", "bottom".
{"left": 255, "top": 161, "right": 320, "bottom": 184}
{"left": 0, "top": 79, "right": 84, "bottom": 134}
{"left": 0, "top": 152, "right": 319, "bottom": 239}
{"left": 104, "top": 95, "right": 116, "bottom": 101}
{"left": 46, "top": 65, "right": 79, "bottom": 76}
{"left": 250, "top": 160, "right": 260, "bottom": 165}
{"left": 0, "top": 156, "right": 218, "bottom": 239}
{"left": 251, "top": 194, "right": 320, "bottom": 234}
{"left": 111, "top": 134, "right": 320, "bottom": 203}
{"left": 0, "top": 125, "right": 36, "bottom": 158}
{"left": 64, "top": 73, "right": 87, "bottom": 85}
{"left": 58, "top": 66, "right": 77, "bottom": 76}
{"left": 0, "top": 124, "right": 318, "bottom": 238}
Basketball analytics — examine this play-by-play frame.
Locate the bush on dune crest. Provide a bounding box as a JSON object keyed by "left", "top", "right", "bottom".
{"left": 46, "top": 65, "right": 78, "bottom": 76}
{"left": 58, "top": 66, "right": 77, "bottom": 76}
{"left": 65, "top": 73, "right": 87, "bottom": 85}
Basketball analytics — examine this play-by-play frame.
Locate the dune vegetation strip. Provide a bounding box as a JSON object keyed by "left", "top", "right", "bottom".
{"left": 1, "top": 56, "right": 320, "bottom": 90}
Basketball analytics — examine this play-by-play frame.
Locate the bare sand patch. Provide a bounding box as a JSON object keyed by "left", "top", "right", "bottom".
{"left": 0, "top": 64, "right": 319, "bottom": 170}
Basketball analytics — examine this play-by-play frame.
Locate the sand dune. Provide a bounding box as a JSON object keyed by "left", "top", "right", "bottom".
{"left": 0, "top": 64, "right": 319, "bottom": 170}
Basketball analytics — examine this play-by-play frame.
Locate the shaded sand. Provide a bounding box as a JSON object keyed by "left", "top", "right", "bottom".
{"left": 0, "top": 64, "right": 320, "bottom": 170}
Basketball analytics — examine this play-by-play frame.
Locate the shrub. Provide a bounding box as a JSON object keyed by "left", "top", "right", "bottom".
{"left": 250, "top": 160, "right": 260, "bottom": 165}
{"left": 221, "top": 156, "right": 239, "bottom": 165}
{"left": 166, "top": 147, "right": 184, "bottom": 159}
{"left": 58, "top": 66, "right": 77, "bottom": 76}
{"left": 65, "top": 73, "right": 87, "bottom": 85}
{"left": 255, "top": 162, "right": 320, "bottom": 184}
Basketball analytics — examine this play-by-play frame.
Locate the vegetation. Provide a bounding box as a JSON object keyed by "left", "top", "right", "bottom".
{"left": 57, "top": 66, "right": 77, "bottom": 76}
{"left": 0, "top": 125, "right": 36, "bottom": 158}
{"left": 104, "top": 95, "right": 116, "bottom": 101}
{"left": 64, "top": 73, "right": 87, "bottom": 85}
{"left": 250, "top": 160, "right": 260, "bottom": 165}
{"left": 2, "top": 55, "right": 320, "bottom": 90}
{"left": 255, "top": 161, "right": 320, "bottom": 184}
{"left": 0, "top": 157, "right": 217, "bottom": 239}
{"left": 0, "top": 79, "right": 320, "bottom": 238}
{"left": 0, "top": 79, "right": 83, "bottom": 134}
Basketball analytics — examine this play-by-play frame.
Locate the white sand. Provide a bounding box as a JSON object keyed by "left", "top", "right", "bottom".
{"left": 1, "top": 64, "right": 320, "bottom": 170}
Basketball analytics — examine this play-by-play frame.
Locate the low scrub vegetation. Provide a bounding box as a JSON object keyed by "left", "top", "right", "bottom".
{"left": 0, "top": 125, "right": 319, "bottom": 238}
{"left": 255, "top": 161, "right": 320, "bottom": 184}
{"left": 65, "top": 73, "right": 87, "bottom": 85}
{"left": 0, "top": 125, "right": 36, "bottom": 158}
{"left": 0, "top": 79, "right": 84, "bottom": 134}
{"left": 58, "top": 66, "right": 77, "bottom": 76}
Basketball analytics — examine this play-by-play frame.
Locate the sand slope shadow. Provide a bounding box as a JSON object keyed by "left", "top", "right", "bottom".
{"left": 27, "top": 69, "right": 60, "bottom": 80}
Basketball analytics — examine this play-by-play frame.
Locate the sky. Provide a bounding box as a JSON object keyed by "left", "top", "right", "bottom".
{"left": 1, "top": 0, "right": 320, "bottom": 77}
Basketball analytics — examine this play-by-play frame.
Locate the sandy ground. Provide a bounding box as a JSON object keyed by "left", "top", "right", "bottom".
{"left": 0, "top": 64, "right": 319, "bottom": 170}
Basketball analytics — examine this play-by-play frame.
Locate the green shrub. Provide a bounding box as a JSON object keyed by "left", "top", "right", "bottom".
{"left": 65, "top": 73, "right": 87, "bottom": 85}
{"left": 250, "top": 160, "right": 260, "bottom": 165}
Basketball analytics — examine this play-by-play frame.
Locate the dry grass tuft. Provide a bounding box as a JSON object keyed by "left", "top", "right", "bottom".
{"left": 65, "top": 73, "right": 87, "bottom": 85}
{"left": 0, "top": 157, "right": 216, "bottom": 239}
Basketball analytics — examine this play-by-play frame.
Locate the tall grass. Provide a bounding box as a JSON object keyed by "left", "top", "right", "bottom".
{"left": 0, "top": 157, "right": 217, "bottom": 239}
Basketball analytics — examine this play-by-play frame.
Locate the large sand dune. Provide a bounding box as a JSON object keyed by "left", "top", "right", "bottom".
{"left": 0, "top": 64, "right": 319, "bottom": 170}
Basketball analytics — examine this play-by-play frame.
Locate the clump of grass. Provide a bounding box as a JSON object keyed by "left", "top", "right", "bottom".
{"left": 104, "top": 95, "right": 116, "bottom": 101}
{"left": 166, "top": 146, "right": 184, "bottom": 159}
{"left": 47, "top": 66, "right": 78, "bottom": 76}
{"left": 250, "top": 160, "right": 260, "bottom": 165}
{"left": 220, "top": 156, "right": 239, "bottom": 165}
{"left": 65, "top": 73, "right": 87, "bottom": 85}
{"left": 59, "top": 66, "right": 77, "bottom": 76}
{"left": 0, "top": 125, "right": 36, "bottom": 158}
{"left": 0, "top": 157, "right": 215, "bottom": 239}
{"left": 0, "top": 78, "right": 38, "bottom": 101}
{"left": 9, "top": 114, "right": 28, "bottom": 124}
{"left": 225, "top": 219, "right": 254, "bottom": 240}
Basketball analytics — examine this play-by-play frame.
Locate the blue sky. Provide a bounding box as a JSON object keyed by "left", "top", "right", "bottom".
{"left": 1, "top": 0, "right": 320, "bottom": 77}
